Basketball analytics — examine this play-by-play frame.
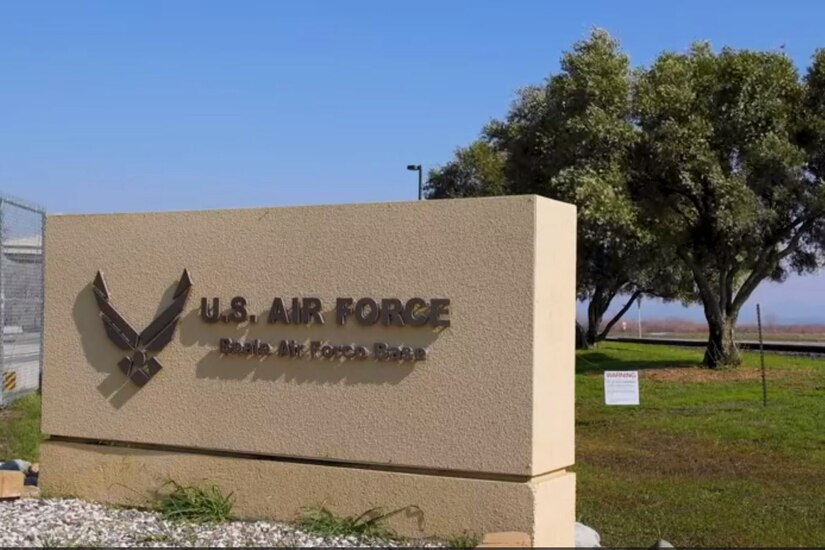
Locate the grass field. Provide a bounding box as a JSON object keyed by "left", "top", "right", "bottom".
{"left": 576, "top": 342, "right": 825, "bottom": 547}
{"left": 0, "top": 393, "right": 41, "bottom": 463}
{"left": 2, "top": 345, "right": 824, "bottom": 546}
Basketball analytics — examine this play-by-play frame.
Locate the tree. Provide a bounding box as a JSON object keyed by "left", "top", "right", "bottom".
{"left": 486, "top": 30, "right": 690, "bottom": 345}
{"left": 427, "top": 30, "right": 693, "bottom": 346}
{"left": 632, "top": 43, "right": 825, "bottom": 367}
{"left": 425, "top": 140, "right": 506, "bottom": 199}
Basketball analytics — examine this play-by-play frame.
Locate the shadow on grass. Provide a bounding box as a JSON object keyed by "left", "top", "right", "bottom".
{"left": 576, "top": 352, "right": 700, "bottom": 375}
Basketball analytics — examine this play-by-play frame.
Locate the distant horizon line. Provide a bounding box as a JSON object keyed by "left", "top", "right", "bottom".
{"left": 578, "top": 316, "right": 825, "bottom": 328}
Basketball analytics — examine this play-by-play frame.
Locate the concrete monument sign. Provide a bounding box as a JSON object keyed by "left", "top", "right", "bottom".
{"left": 40, "top": 195, "right": 576, "bottom": 546}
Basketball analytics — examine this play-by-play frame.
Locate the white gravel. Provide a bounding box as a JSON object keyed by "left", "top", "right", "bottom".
{"left": 0, "top": 498, "right": 445, "bottom": 547}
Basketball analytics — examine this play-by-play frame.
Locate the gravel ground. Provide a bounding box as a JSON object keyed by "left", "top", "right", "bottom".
{"left": 0, "top": 499, "right": 445, "bottom": 547}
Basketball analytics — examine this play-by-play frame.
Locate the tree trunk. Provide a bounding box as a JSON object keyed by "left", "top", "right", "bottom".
{"left": 575, "top": 322, "right": 589, "bottom": 350}
{"left": 586, "top": 287, "right": 638, "bottom": 346}
{"left": 704, "top": 314, "right": 741, "bottom": 368}
{"left": 596, "top": 290, "right": 642, "bottom": 342}
{"left": 586, "top": 320, "right": 601, "bottom": 347}
{"left": 682, "top": 253, "right": 744, "bottom": 369}
{"left": 586, "top": 300, "right": 604, "bottom": 346}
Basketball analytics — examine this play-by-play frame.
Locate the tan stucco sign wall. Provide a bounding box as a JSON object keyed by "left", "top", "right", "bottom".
{"left": 40, "top": 195, "right": 576, "bottom": 545}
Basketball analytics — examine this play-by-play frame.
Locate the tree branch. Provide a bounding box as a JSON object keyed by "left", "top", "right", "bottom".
{"left": 597, "top": 290, "right": 642, "bottom": 341}
{"left": 672, "top": 202, "right": 696, "bottom": 225}
{"left": 679, "top": 248, "right": 722, "bottom": 320}
{"left": 668, "top": 182, "right": 704, "bottom": 215}
{"left": 731, "top": 218, "right": 815, "bottom": 312}
{"left": 777, "top": 219, "right": 814, "bottom": 260}
{"left": 723, "top": 261, "right": 738, "bottom": 315}
{"left": 718, "top": 254, "right": 729, "bottom": 317}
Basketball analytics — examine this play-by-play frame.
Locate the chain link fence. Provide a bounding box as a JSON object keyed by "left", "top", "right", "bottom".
{"left": 0, "top": 194, "right": 44, "bottom": 407}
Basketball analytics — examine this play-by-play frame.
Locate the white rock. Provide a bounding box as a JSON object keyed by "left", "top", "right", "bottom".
{"left": 575, "top": 521, "right": 601, "bottom": 547}
{"left": 0, "top": 497, "right": 444, "bottom": 547}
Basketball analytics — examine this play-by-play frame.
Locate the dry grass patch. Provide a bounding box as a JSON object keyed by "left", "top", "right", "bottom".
{"left": 578, "top": 430, "right": 822, "bottom": 482}
{"left": 640, "top": 365, "right": 819, "bottom": 383}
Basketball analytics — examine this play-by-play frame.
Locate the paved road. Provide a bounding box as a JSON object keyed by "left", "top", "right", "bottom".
{"left": 3, "top": 343, "right": 39, "bottom": 357}
{"left": 2, "top": 336, "right": 40, "bottom": 363}
{"left": 1, "top": 332, "right": 41, "bottom": 396}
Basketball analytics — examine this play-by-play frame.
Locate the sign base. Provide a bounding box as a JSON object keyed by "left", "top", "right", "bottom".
{"left": 40, "top": 440, "right": 575, "bottom": 546}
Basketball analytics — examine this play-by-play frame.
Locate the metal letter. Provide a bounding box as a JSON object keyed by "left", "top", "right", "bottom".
{"left": 355, "top": 298, "right": 379, "bottom": 325}
{"left": 230, "top": 296, "right": 248, "bottom": 322}
{"left": 268, "top": 298, "right": 289, "bottom": 324}
{"left": 380, "top": 298, "right": 405, "bottom": 327}
{"left": 430, "top": 298, "right": 451, "bottom": 327}
{"left": 336, "top": 298, "right": 353, "bottom": 325}
{"left": 302, "top": 297, "right": 325, "bottom": 325}
{"left": 403, "top": 297, "right": 428, "bottom": 326}
{"left": 277, "top": 340, "right": 290, "bottom": 357}
{"left": 201, "top": 297, "right": 220, "bottom": 323}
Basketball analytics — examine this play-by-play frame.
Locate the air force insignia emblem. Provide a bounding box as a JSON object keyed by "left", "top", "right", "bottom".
{"left": 92, "top": 269, "right": 192, "bottom": 386}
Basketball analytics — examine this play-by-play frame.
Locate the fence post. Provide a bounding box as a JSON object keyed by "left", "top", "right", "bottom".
{"left": 38, "top": 209, "right": 45, "bottom": 394}
{"left": 0, "top": 199, "right": 5, "bottom": 407}
{"left": 757, "top": 304, "right": 767, "bottom": 407}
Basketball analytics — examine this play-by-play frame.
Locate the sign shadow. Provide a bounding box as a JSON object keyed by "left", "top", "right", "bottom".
{"left": 72, "top": 278, "right": 181, "bottom": 409}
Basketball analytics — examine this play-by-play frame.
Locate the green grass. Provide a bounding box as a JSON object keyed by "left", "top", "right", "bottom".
{"left": 0, "top": 393, "right": 43, "bottom": 462}
{"left": 576, "top": 342, "right": 825, "bottom": 546}
{"left": 155, "top": 481, "right": 234, "bottom": 522}
{"left": 295, "top": 505, "right": 403, "bottom": 540}
{"left": 446, "top": 532, "right": 481, "bottom": 548}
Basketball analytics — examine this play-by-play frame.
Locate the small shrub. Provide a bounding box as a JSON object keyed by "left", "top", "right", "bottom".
{"left": 156, "top": 481, "right": 233, "bottom": 522}
{"left": 447, "top": 532, "right": 480, "bottom": 548}
{"left": 135, "top": 532, "right": 173, "bottom": 543}
{"left": 39, "top": 535, "right": 89, "bottom": 548}
{"left": 296, "top": 505, "right": 402, "bottom": 540}
{"left": 38, "top": 534, "right": 61, "bottom": 548}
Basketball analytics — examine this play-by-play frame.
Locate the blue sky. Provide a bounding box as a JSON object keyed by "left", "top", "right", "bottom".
{"left": 2, "top": 0, "right": 824, "bottom": 323}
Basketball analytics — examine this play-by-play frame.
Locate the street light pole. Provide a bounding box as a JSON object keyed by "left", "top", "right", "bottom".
{"left": 407, "top": 164, "right": 423, "bottom": 200}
